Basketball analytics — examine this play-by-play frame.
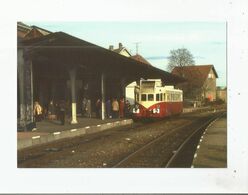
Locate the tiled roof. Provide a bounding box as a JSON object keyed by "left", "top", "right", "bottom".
{"left": 131, "top": 54, "right": 151, "bottom": 66}
{"left": 171, "top": 65, "right": 218, "bottom": 87}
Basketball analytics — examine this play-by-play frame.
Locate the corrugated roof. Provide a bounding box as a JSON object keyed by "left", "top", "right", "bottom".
{"left": 19, "top": 31, "right": 185, "bottom": 84}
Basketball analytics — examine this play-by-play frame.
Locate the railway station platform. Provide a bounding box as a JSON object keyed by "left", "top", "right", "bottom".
{"left": 192, "top": 112, "right": 227, "bottom": 168}
{"left": 17, "top": 116, "right": 133, "bottom": 150}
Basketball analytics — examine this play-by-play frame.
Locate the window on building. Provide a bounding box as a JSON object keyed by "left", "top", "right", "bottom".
{"left": 148, "top": 94, "right": 154, "bottom": 101}
{"left": 141, "top": 94, "right": 147, "bottom": 101}
{"left": 208, "top": 73, "right": 213, "bottom": 78}
{"left": 160, "top": 93, "right": 163, "bottom": 101}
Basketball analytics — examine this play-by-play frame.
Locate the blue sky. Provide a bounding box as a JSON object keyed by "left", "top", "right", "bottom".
{"left": 26, "top": 22, "right": 226, "bottom": 87}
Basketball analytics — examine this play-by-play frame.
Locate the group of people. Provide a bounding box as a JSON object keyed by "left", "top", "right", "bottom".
{"left": 82, "top": 98, "right": 130, "bottom": 118}
{"left": 33, "top": 100, "right": 67, "bottom": 125}
{"left": 33, "top": 96, "right": 132, "bottom": 125}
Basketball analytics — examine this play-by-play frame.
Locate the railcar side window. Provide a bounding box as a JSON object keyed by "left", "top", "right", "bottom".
{"left": 141, "top": 94, "right": 147, "bottom": 101}
{"left": 148, "top": 94, "right": 154, "bottom": 101}
{"left": 176, "top": 94, "right": 179, "bottom": 101}
{"left": 156, "top": 94, "right": 159, "bottom": 101}
{"left": 174, "top": 94, "right": 177, "bottom": 101}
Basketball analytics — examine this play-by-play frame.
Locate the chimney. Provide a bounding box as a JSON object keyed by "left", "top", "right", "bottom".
{"left": 109, "top": 45, "right": 114, "bottom": 50}
{"left": 119, "top": 42, "right": 123, "bottom": 49}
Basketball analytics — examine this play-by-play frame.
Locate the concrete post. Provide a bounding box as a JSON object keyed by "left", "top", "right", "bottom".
{"left": 30, "top": 61, "right": 34, "bottom": 123}
{"left": 18, "top": 49, "right": 26, "bottom": 129}
{"left": 69, "top": 68, "right": 78, "bottom": 124}
{"left": 17, "top": 49, "right": 34, "bottom": 130}
{"left": 101, "top": 73, "right": 106, "bottom": 120}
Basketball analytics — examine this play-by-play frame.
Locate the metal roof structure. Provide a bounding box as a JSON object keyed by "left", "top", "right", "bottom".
{"left": 19, "top": 31, "right": 185, "bottom": 84}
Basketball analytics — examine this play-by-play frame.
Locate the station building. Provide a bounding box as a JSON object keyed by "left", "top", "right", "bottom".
{"left": 17, "top": 22, "right": 184, "bottom": 131}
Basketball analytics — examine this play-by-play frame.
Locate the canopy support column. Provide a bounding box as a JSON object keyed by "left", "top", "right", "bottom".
{"left": 69, "top": 68, "right": 78, "bottom": 124}
{"left": 17, "top": 49, "right": 34, "bottom": 131}
{"left": 101, "top": 72, "right": 106, "bottom": 120}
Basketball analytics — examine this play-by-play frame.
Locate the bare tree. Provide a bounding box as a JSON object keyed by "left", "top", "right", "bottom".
{"left": 167, "top": 48, "right": 195, "bottom": 71}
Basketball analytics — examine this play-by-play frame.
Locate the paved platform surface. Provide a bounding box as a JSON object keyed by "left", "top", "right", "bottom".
{"left": 17, "top": 116, "right": 133, "bottom": 150}
{"left": 192, "top": 112, "right": 227, "bottom": 168}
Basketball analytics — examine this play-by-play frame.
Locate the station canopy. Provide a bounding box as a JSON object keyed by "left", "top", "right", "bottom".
{"left": 19, "top": 31, "right": 185, "bottom": 84}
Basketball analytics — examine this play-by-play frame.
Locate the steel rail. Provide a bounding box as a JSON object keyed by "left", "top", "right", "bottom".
{"left": 112, "top": 120, "right": 193, "bottom": 168}
{"left": 165, "top": 111, "right": 225, "bottom": 168}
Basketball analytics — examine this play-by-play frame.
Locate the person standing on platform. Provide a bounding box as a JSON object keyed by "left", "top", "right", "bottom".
{"left": 81, "top": 97, "right": 87, "bottom": 117}
{"left": 95, "top": 98, "right": 101, "bottom": 119}
{"left": 119, "top": 97, "right": 125, "bottom": 118}
{"left": 59, "top": 100, "right": 66, "bottom": 125}
{"left": 86, "top": 99, "right": 91, "bottom": 118}
{"left": 34, "top": 101, "right": 43, "bottom": 122}
{"left": 48, "top": 100, "right": 56, "bottom": 120}
{"left": 112, "top": 98, "right": 119, "bottom": 118}
{"left": 106, "top": 98, "right": 112, "bottom": 118}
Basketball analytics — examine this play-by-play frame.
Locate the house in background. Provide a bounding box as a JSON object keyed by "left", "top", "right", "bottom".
{"left": 171, "top": 65, "right": 218, "bottom": 103}
{"left": 216, "top": 86, "right": 227, "bottom": 103}
{"left": 109, "top": 43, "right": 132, "bottom": 57}
{"left": 131, "top": 54, "right": 152, "bottom": 66}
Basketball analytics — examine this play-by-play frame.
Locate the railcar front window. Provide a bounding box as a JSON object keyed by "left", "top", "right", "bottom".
{"left": 148, "top": 94, "right": 154, "bottom": 101}
{"left": 141, "top": 94, "right": 147, "bottom": 101}
{"left": 160, "top": 93, "right": 163, "bottom": 101}
{"left": 156, "top": 94, "right": 159, "bottom": 101}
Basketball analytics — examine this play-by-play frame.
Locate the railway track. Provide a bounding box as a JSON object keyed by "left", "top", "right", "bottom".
{"left": 112, "top": 111, "right": 225, "bottom": 168}
{"left": 18, "top": 110, "right": 225, "bottom": 168}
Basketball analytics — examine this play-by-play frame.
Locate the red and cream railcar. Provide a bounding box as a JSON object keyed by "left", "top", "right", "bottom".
{"left": 132, "top": 79, "right": 183, "bottom": 118}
